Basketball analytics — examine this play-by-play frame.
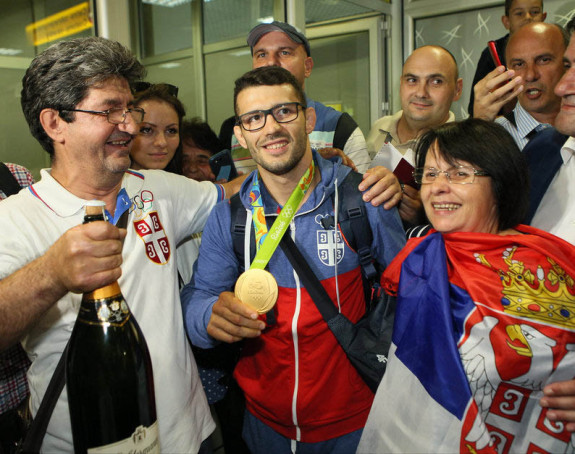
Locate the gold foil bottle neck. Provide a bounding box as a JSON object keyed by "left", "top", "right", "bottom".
{"left": 85, "top": 281, "right": 122, "bottom": 300}
{"left": 84, "top": 200, "right": 106, "bottom": 217}
{"left": 83, "top": 201, "right": 119, "bottom": 300}
{"left": 85, "top": 200, "right": 106, "bottom": 213}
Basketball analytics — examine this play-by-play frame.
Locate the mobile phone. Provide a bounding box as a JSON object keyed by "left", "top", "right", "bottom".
{"left": 488, "top": 41, "right": 503, "bottom": 67}
{"left": 209, "top": 149, "right": 238, "bottom": 181}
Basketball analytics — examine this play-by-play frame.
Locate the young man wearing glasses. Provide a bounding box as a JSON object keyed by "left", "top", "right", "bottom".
{"left": 181, "top": 66, "right": 405, "bottom": 454}
{"left": 219, "top": 21, "right": 372, "bottom": 175}
{"left": 0, "top": 37, "right": 247, "bottom": 453}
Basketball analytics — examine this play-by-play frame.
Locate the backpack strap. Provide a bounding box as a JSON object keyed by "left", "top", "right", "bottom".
{"left": 336, "top": 171, "right": 377, "bottom": 282}
{"left": 230, "top": 193, "right": 254, "bottom": 273}
{"left": 333, "top": 113, "right": 358, "bottom": 151}
{"left": 0, "top": 163, "right": 23, "bottom": 197}
{"left": 229, "top": 171, "right": 378, "bottom": 299}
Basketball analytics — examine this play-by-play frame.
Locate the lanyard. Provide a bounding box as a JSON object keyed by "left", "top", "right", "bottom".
{"left": 249, "top": 159, "right": 315, "bottom": 270}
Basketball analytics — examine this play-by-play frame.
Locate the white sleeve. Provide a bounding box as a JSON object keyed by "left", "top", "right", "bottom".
{"left": 150, "top": 171, "right": 220, "bottom": 244}
{"left": 343, "top": 126, "right": 371, "bottom": 174}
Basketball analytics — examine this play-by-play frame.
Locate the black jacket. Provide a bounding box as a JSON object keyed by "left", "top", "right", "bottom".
{"left": 523, "top": 128, "right": 569, "bottom": 223}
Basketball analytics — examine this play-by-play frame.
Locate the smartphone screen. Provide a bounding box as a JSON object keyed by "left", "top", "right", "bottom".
{"left": 209, "top": 149, "right": 238, "bottom": 181}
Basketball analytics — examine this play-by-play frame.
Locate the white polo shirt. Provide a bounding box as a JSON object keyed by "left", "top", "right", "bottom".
{"left": 0, "top": 168, "right": 220, "bottom": 453}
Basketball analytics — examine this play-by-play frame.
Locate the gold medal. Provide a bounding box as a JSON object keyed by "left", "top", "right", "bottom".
{"left": 235, "top": 269, "right": 278, "bottom": 314}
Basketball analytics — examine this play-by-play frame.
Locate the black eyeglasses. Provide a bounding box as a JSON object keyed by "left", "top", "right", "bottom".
{"left": 236, "top": 102, "right": 305, "bottom": 132}
{"left": 60, "top": 107, "right": 146, "bottom": 125}
{"left": 131, "top": 82, "right": 179, "bottom": 98}
{"left": 413, "top": 166, "right": 489, "bottom": 185}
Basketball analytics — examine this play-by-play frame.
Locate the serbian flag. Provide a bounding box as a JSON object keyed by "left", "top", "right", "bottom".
{"left": 358, "top": 226, "right": 575, "bottom": 453}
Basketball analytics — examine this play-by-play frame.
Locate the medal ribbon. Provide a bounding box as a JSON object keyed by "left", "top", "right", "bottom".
{"left": 249, "top": 159, "right": 315, "bottom": 270}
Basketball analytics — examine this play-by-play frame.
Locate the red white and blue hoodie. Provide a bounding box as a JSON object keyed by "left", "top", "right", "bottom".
{"left": 182, "top": 153, "right": 405, "bottom": 443}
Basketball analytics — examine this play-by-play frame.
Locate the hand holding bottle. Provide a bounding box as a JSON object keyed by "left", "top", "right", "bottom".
{"left": 46, "top": 218, "right": 126, "bottom": 295}
{"left": 67, "top": 201, "right": 159, "bottom": 453}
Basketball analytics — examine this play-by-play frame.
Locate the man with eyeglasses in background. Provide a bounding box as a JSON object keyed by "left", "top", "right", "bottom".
{"left": 219, "top": 20, "right": 372, "bottom": 175}
{"left": 182, "top": 66, "right": 405, "bottom": 454}
{"left": 0, "top": 36, "right": 246, "bottom": 453}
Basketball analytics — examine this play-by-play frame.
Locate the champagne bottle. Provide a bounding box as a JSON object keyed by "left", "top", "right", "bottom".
{"left": 66, "top": 200, "right": 159, "bottom": 454}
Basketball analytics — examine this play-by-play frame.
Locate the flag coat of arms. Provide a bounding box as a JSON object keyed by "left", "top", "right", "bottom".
{"left": 358, "top": 226, "right": 575, "bottom": 453}
{"left": 133, "top": 211, "right": 171, "bottom": 264}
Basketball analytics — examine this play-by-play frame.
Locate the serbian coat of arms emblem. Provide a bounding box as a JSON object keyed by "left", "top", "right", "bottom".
{"left": 134, "top": 212, "right": 170, "bottom": 264}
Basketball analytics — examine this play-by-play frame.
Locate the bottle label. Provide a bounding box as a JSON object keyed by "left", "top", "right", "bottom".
{"left": 78, "top": 296, "right": 131, "bottom": 327}
{"left": 87, "top": 421, "right": 160, "bottom": 454}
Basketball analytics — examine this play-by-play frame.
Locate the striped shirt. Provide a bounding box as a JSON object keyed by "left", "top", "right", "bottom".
{"left": 495, "top": 103, "right": 549, "bottom": 150}
{"left": 0, "top": 163, "right": 34, "bottom": 200}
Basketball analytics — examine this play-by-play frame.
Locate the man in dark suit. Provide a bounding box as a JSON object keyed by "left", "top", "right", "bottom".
{"left": 523, "top": 17, "right": 575, "bottom": 242}
{"left": 534, "top": 17, "right": 575, "bottom": 430}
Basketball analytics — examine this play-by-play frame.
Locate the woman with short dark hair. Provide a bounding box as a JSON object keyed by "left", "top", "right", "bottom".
{"left": 359, "top": 118, "right": 575, "bottom": 454}
{"left": 414, "top": 118, "right": 529, "bottom": 231}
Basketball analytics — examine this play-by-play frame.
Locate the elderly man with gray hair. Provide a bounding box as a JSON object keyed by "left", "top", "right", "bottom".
{"left": 0, "top": 36, "right": 244, "bottom": 453}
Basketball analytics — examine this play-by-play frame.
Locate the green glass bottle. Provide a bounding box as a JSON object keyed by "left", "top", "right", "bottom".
{"left": 66, "top": 200, "right": 159, "bottom": 453}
